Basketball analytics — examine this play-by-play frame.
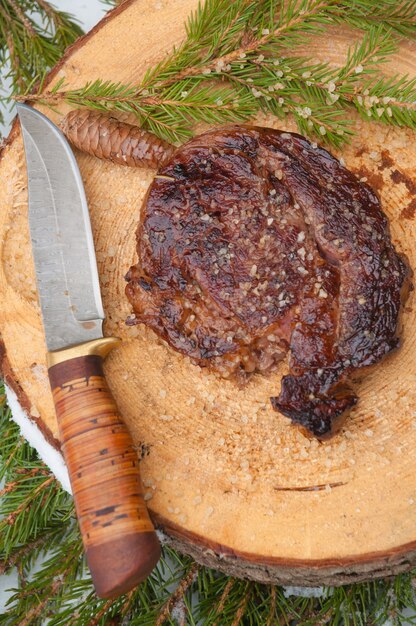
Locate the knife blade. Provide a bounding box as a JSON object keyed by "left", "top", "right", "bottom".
{"left": 18, "top": 103, "right": 104, "bottom": 351}
{"left": 18, "top": 103, "right": 160, "bottom": 599}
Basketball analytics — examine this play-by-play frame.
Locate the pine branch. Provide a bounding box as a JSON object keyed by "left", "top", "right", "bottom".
{"left": 34, "top": 0, "right": 83, "bottom": 50}
{"left": 212, "top": 578, "right": 235, "bottom": 624}
{"left": 86, "top": 599, "right": 115, "bottom": 626}
{"left": 8, "top": 0, "right": 37, "bottom": 38}
{"left": 0, "top": 467, "right": 49, "bottom": 498}
{"left": 18, "top": 578, "right": 65, "bottom": 626}
{"left": 230, "top": 583, "right": 251, "bottom": 626}
{"left": 337, "top": 25, "right": 396, "bottom": 80}
{"left": 19, "top": 2, "right": 416, "bottom": 148}
{"left": 354, "top": 73, "right": 416, "bottom": 128}
{"left": 144, "top": 0, "right": 340, "bottom": 88}
{"left": 338, "top": 0, "right": 416, "bottom": 39}
{"left": 0, "top": 528, "right": 59, "bottom": 576}
{"left": 265, "top": 585, "right": 277, "bottom": 626}
{"left": 0, "top": 0, "right": 83, "bottom": 133}
{"left": 155, "top": 562, "right": 199, "bottom": 625}
{"left": 17, "top": 79, "right": 256, "bottom": 144}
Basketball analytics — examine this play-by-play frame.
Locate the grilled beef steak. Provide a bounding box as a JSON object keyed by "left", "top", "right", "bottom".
{"left": 126, "top": 126, "right": 409, "bottom": 436}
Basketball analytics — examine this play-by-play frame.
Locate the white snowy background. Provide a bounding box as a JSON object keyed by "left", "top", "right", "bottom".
{"left": 0, "top": 2, "right": 415, "bottom": 623}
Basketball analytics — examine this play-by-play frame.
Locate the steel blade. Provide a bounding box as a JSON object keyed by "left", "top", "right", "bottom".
{"left": 18, "top": 104, "right": 105, "bottom": 351}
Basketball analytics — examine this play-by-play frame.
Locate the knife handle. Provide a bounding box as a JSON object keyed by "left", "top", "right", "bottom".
{"left": 47, "top": 337, "right": 160, "bottom": 599}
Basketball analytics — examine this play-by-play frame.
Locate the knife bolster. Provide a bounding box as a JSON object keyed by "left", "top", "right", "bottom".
{"left": 47, "top": 336, "right": 121, "bottom": 367}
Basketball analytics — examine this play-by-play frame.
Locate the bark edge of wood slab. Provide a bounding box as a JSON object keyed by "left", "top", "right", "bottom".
{"left": 47, "top": 337, "right": 161, "bottom": 598}
{"left": 162, "top": 521, "right": 416, "bottom": 586}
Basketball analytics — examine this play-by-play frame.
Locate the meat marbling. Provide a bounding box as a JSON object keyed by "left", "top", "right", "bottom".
{"left": 125, "top": 126, "right": 409, "bottom": 437}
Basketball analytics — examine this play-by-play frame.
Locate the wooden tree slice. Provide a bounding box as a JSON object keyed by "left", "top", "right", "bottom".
{"left": 1, "top": 0, "right": 416, "bottom": 586}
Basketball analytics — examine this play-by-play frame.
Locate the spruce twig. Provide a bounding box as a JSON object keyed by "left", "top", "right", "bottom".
{"left": 230, "top": 583, "right": 252, "bottom": 625}
{"left": 86, "top": 599, "right": 115, "bottom": 626}
{"left": 155, "top": 562, "right": 199, "bottom": 625}
{"left": 8, "top": 0, "right": 37, "bottom": 38}
{"left": 0, "top": 529, "right": 57, "bottom": 575}
{"left": 119, "top": 588, "right": 136, "bottom": 619}
{"left": 265, "top": 585, "right": 277, "bottom": 626}
{"left": 148, "top": 0, "right": 338, "bottom": 88}
{"left": 212, "top": 578, "right": 235, "bottom": 624}
{"left": 0, "top": 0, "right": 83, "bottom": 132}
{"left": 19, "top": 578, "right": 64, "bottom": 626}
{"left": 4, "top": 475, "right": 55, "bottom": 526}
{"left": 0, "top": 467, "right": 49, "bottom": 498}
{"left": 19, "top": 1, "right": 416, "bottom": 147}
{"left": 337, "top": 0, "right": 416, "bottom": 38}
{"left": 6, "top": 32, "right": 25, "bottom": 92}
{"left": 0, "top": 435, "right": 24, "bottom": 476}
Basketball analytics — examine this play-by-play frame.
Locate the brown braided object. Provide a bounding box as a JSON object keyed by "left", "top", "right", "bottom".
{"left": 60, "top": 109, "right": 175, "bottom": 169}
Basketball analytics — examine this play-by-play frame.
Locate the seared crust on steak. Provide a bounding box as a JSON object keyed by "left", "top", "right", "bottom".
{"left": 126, "top": 126, "right": 410, "bottom": 436}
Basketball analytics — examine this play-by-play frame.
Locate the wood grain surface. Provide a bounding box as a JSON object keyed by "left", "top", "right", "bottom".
{"left": 0, "top": 0, "right": 415, "bottom": 585}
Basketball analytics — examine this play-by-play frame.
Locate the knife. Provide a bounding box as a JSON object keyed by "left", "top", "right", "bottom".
{"left": 17, "top": 103, "right": 160, "bottom": 599}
